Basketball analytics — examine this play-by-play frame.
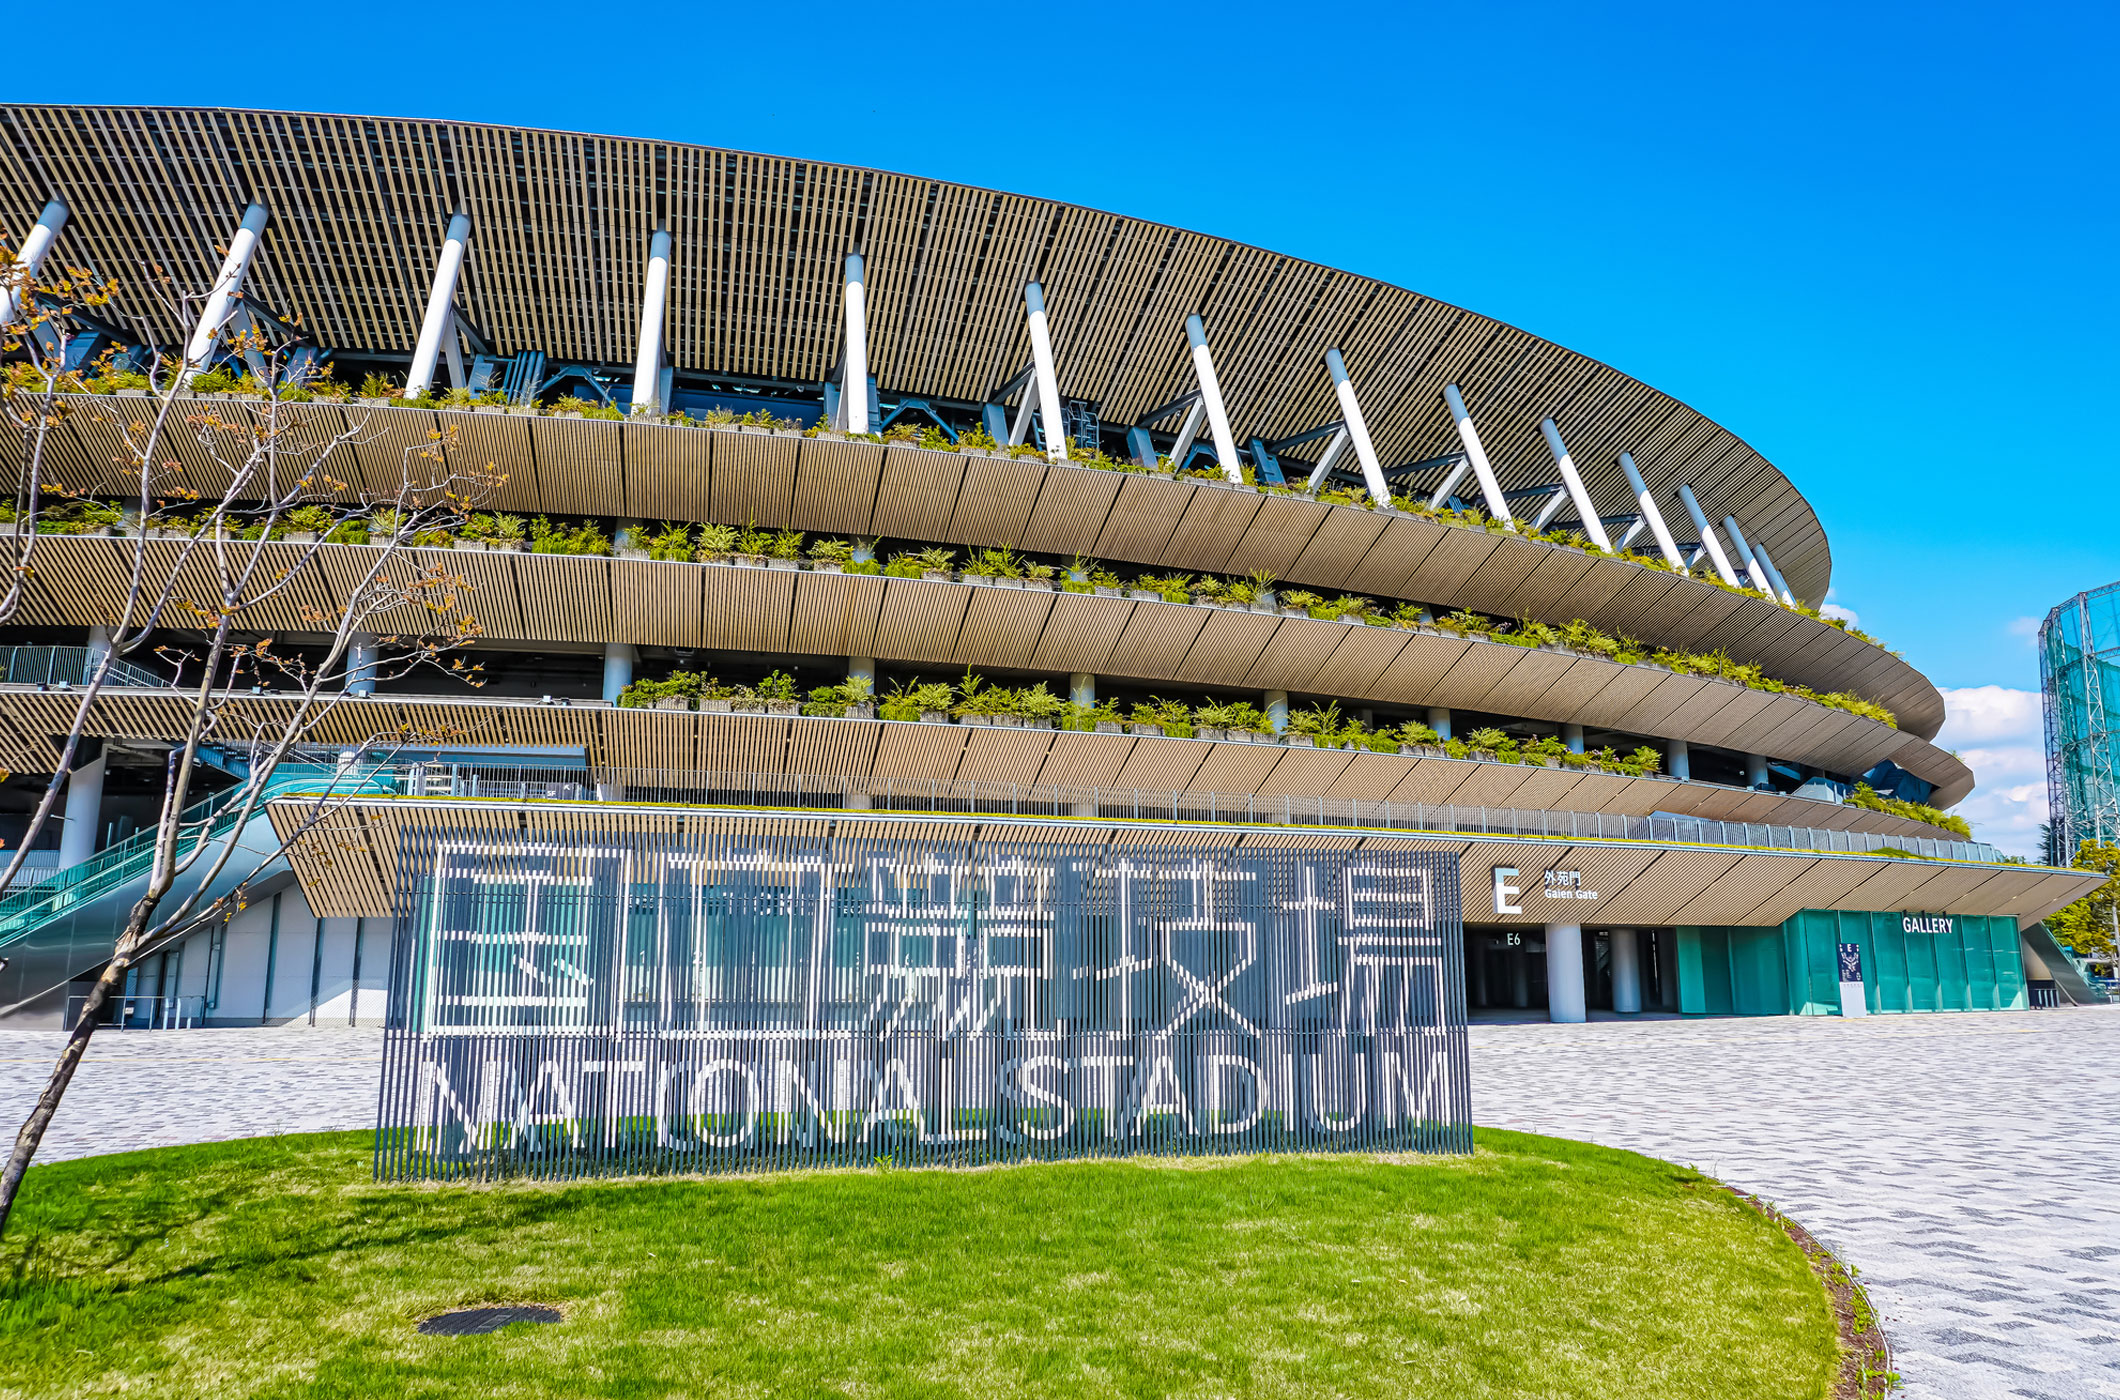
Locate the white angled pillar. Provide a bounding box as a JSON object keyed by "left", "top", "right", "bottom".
{"left": 1324, "top": 349, "right": 1392, "bottom": 507}
{"left": 1676, "top": 484, "right": 1741, "bottom": 586}
{"left": 1666, "top": 738, "right": 1690, "bottom": 780}
{"left": 0, "top": 198, "right": 68, "bottom": 328}
{"left": 1026, "top": 282, "right": 1069, "bottom": 462}
{"left": 1441, "top": 385, "right": 1516, "bottom": 527}
{"left": 1537, "top": 418, "right": 1611, "bottom": 549}
{"left": 1185, "top": 314, "right": 1245, "bottom": 484}
{"left": 404, "top": 212, "right": 472, "bottom": 399}
{"left": 841, "top": 251, "right": 871, "bottom": 434}
{"left": 1620, "top": 452, "right": 1685, "bottom": 569}
{"left": 1752, "top": 541, "right": 1798, "bottom": 607}
{"left": 601, "top": 642, "right": 636, "bottom": 704}
{"left": 1610, "top": 929, "right": 1642, "bottom": 1014}
{"left": 1163, "top": 400, "right": 1206, "bottom": 471}
{"left": 182, "top": 201, "right": 269, "bottom": 376}
{"left": 1721, "top": 515, "right": 1776, "bottom": 596}
{"left": 1545, "top": 923, "right": 1585, "bottom": 1023}
{"left": 630, "top": 229, "right": 673, "bottom": 415}
{"left": 1303, "top": 427, "right": 1349, "bottom": 495}
{"left": 1425, "top": 458, "right": 1470, "bottom": 511}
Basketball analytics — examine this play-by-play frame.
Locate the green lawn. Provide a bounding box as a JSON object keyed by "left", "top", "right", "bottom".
{"left": 0, "top": 1129, "right": 1838, "bottom": 1399}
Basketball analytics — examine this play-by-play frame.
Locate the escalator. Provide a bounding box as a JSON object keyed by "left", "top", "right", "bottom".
{"left": 2021, "top": 922, "right": 2112, "bottom": 1006}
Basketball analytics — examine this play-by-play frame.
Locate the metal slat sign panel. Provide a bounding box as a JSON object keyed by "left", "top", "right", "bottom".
{"left": 377, "top": 829, "right": 1467, "bottom": 1179}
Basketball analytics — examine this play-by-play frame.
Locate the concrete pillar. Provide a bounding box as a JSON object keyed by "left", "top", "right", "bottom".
{"left": 1610, "top": 928, "right": 1642, "bottom": 1014}
{"left": 1510, "top": 942, "right": 1530, "bottom": 1008}
{"left": 1427, "top": 706, "right": 1452, "bottom": 743}
{"left": 1721, "top": 514, "right": 1776, "bottom": 597}
{"left": 1070, "top": 673, "right": 1096, "bottom": 707}
{"left": 1185, "top": 314, "right": 1245, "bottom": 484}
{"left": 1264, "top": 689, "right": 1289, "bottom": 734}
{"left": 630, "top": 228, "right": 673, "bottom": 414}
{"left": 840, "top": 252, "right": 870, "bottom": 434}
{"left": 83, "top": 626, "right": 113, "bottom": 682}
{"left": 405, "top": 212, "right": 472, "bottom": 398}
{"left": 1561, "top": 723, "right": 1585, "bottom": 754}
{"left": 182, "top": 202, "right": 270, "bottom": 378}
{"left": 1747, "top": 753, "right": 1770, "bottom": 789}
{"left": 0, "top": 198, "right": 67, "bottom": 327}
{"left": 347, "top": 632, "right": 379, "bottom": 696}
{"left": 849, "top": 655, "right": 876, "bottom": 688}
{"left": 1751, "top": 541, "right": 1798, "bottom": 608}
{"left": 1667, "top": 738, "right": 1690, "bottom": 781}
{"left": 601, "top": 642, "right": 636, "bottom": 704}
{"left": 1469, "top": 938, "right": 1489, "bottom": 1007}
{"left": 1545, "top": 922, "right": 1586, "bottom": 1023}
{"left": 1303, "top": 427, "right": 1349, "bottom": 495}
{"left": 58, "top": 748, "right": 106, "bottom": 869}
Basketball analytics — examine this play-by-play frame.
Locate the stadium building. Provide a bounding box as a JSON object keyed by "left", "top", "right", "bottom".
{"left": 0, "top": 106, "right": 2098, "bottom": 1079}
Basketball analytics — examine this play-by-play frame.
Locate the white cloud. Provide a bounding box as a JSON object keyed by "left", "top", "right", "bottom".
{"left": 1820, "top": 602, "right": 1859, "bottom": 627}
{"left": 2007, "top": 616, "right": 2041, "bottom": 646}
{"left": 1937, "top": 685, "right": 2048, "bottom": 859}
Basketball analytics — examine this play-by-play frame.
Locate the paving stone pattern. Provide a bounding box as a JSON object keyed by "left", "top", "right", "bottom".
{"left": 1470, "top": 1008, "right": 2120, "bottom": 1400}
{"left": 2, "top": 1012, "right": 2116, "bottom": 1398}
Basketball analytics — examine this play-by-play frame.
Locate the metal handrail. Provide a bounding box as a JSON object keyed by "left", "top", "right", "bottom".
{"left": 382, "top": 762, "right": 2014, "bottom": 865}
{"left": 0, "top": 645, "right": 162, "bottom": 688}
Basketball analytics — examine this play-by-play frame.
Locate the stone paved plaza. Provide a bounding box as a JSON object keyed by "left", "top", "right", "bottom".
{"left": 3, "top": 1009, "right": 2117, "bottom": 1398}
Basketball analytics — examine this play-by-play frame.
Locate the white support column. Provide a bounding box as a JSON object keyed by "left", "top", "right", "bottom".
{"left": 1537, "top": 418, "right": 1611, "bottom": 550}
{"left": 1185, "top": 315, "right": 1245, "bottom": 484}
{"left": 346, "top": 632, "right": 379, "bottom": 696}
{"left": 1324, "top": 349, "right": 1392, "bottom": 507}
{"left": 1615, "top": 516, "right": 1647, "bottom": 551}
{"left": 0, "top": 198, "right": 68, "bottom": 327}
{"left": 1164, "top": 400, "right": 1205, "bottom": 471}
{"left": 404, "top": 212, "right": 472, "bottom": 399}
{"left": 182, "top": 202, "right": 269, "bottom": 376}
{"left": 1746, "top": 753, "right": 1770, "bottom": 789}
{"left": 1425, "top": 458, "right": 1471, "bottom": 511}
{"left": 1009, "top": 379, "right": 1040, "bottom": 446}
{"left": 1545, "top": 923, "right": 1586, "bottom": 1023}
{"left": 57, "top": 749, "right": 106, "bottom": 870}
{"left": 1721, "top": 515, "right": 1776, "bottom": 596}
{"left": 1441, "top": 385, "right": 1515, "bottom": 527}
{"left": 1069, "top": 673, "right": 1096, "bottom": 707}
{"left": 1676, "top": 484, "right": 1741, "bottom": 586}
{"left": 1620, "top": 452, "right": 1685, "bottom": 569}
{"left": 1303, "top": 427, "right": 1349, "bottom": 495}
{"left": 840, "top": 251, "right": 870, "bottom": 434}
{"left": 1528, "top": 486, "right": 1570, "bottom": 532}
{"left": 630, "top": 228, "right": 673, "bottom": 415}
{"left": 1264, "top": 689, "right": 1289, "bottom": 734}
{"left": 1025, "top": 282, "right": 1069, "bottom": 462}
{"left": 1666, "top": 738, "right": 1690, "bottom": 780}
{"left": 1610, "top": 929, "right": 1642, "bottom": 1014}
{"left": 1752, "top": 541, "right": 1798, "bottom": 607}
{"left": 601, "top": 642, "right": 636, "bottom": 704}
{"left": 1561, "top": 723, "right": 1585, "bottom": 754}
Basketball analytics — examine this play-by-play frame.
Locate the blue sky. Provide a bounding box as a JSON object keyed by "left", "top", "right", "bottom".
{"left": 40, "top": 1, "right": 2113, "bottom": 851}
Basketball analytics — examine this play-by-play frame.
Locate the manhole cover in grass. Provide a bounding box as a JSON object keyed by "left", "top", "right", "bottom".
{"left": 417, "top": 1304, "right": 563, "bottom": 1336}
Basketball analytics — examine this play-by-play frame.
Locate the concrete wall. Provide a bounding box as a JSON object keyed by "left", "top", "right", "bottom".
{"left": 126, "top": 891, "right": 394, "bottom": 1027}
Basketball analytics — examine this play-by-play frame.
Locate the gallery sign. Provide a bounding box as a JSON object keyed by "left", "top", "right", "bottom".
{"left": 1902, "top": 914, "right": 1954, "bottom": 935}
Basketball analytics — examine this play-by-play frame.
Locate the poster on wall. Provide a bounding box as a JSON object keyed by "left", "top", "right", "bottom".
{"left": 1836, "top": 941, "right": 1868, "bottom": 1018}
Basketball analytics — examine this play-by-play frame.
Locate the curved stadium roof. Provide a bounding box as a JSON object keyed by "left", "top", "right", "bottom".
{"left": 0, "top": 105, "right": 1833, "bottom": 602}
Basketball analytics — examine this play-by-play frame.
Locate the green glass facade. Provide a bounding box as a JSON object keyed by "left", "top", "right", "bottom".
{"left": 1675, "top": 911, "right": 2026, "bottom": 1017}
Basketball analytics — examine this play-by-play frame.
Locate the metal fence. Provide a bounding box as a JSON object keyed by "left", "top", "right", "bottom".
{"left": 376, "top": 830, "right": 1469, "bottom": 1180}
{"left": 388, "top": 762, "right": 2008, "bottom": 864}
{"left": 0, "top": 645, "right": 163, "bottom": 688}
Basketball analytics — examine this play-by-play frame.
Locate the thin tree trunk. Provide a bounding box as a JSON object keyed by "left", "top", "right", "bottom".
{"left": 0, "top": 900, "right": 154, "bottom": 1236}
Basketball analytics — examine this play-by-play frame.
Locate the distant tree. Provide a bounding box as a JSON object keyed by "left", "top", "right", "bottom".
{"left": 2046, "top": 841, "right": 2119, "bottom": 958}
